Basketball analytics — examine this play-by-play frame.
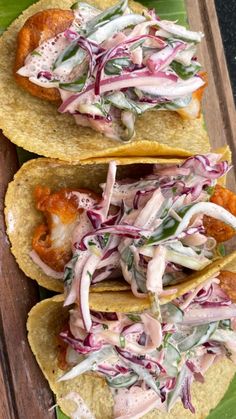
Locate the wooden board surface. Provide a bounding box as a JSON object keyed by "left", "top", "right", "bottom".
{"left": 0, "top": 0, "right": 235, "bottom": 418}
{"left": 0, "top": 137, "right": 55, "bottom": 419}
{"left": 186, "top": 0, "right": 236, "bottom": 191}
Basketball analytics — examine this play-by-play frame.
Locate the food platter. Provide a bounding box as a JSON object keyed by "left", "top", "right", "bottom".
{"left": 0, "top": 0, "right": 235, "bottom": 418}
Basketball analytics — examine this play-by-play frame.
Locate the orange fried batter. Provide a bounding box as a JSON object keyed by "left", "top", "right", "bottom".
{"left": 34, "top": 186, "right": 81, "bottom": 224}
{"left": 15, "top": 9, "right": 74, "bottom": 101}
{"left": 219, "top": 271, "right": 236, "bottom": 302}
{"left": 204, "top": 184, "right": 236, "bottom": 242}
{"left": 32, "top": 186, "right": 100, "bottom": 272}
{"left": 32, "top": 223, "right": 73, "bottom": 271}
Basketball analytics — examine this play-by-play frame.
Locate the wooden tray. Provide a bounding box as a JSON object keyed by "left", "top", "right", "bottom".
{"left": 0, "top": 0, "right": 235, "bottom": 417}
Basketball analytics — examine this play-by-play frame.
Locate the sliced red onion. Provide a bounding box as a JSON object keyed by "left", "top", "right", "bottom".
{"left": 138, "top": 96, "right": 170, "bottom": 104}
{"left": 102, "top": 247, "right": 118, "bottom": 260}
{"left": 199, "top": 283, "right": 231, "bottom": 308}
{"left": 193, "top": 285, "right": 213, "bottom": 303}
{"left": 60, "top": 329, "right": 102, "bottom": 354}
{"left": 133, "top": 189, "right": 155, "bottom": 210}
{"left": 91, "top": 267, "right": 113, "bottom": 283}
{"left": 101, "top": 212, "right": 122, "bottom": 227}
{"left": 181, "top": 155, "right": 230, "bottom": 179}
{"left": 181, "top": 375, "right": 195, "bottom": 413}
{"left": 73, "top": 111, "right": 111, "bottom": 121}
{"left": 87, "top": 210, "right": 102, "bottom": 229}
{"left": 64, "top": 29, "right": 79, "bottom": 41}
{"left": 58, "top": 70, "right": 178, "bottom": 113}
{"left": 185, "top": 360, "right": 204, "bottom": 383}
{"left": 166, "top": 377, "right": 177, "bottom": 390}
{"left": 116, "top": 347, "right": 165, "bottom": 373}
{"left": 76, "top": 36, "right": 99, "bottom": 78}
{"left": 147, "top": 42, "right": 185, "bottom": 73}
{"left": 37, "top": 70, "right": 53, "bottom": 80}
{"left": 95, "top": 34, "right": 166, "bottom": 94}
{"left": 77, "top": 224, "right": 147, "bottom": 251}
{"left": 97, "top": 363, "right": 129, "bottom": 376}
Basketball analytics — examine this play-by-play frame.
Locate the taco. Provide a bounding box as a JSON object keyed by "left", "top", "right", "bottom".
{"left": 0, "top": 0, "right": 209, "bottom": 161}
{"left": 5, "top": 150, "right": 236, "bottom": 305}
{"left": 27, "top": 262, "right": 236, "bottom": 419}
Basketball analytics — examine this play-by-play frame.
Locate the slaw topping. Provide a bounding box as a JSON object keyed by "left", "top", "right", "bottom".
{"left": 17, "top": 0, "right": 205, "bottom": 141}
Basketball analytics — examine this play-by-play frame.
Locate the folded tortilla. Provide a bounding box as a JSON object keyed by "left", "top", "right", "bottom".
{"left": 0, "top": 0, "right": 210, "bottom": 161}
{"left": 5, "top": 149, "right": 233, "bottom": 292}
{"left": 27, "top": 293, "right": 236, "bottom": 418}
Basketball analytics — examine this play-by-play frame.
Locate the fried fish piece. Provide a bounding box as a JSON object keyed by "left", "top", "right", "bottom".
{"left": 32, "top": 186, "right": 100, "bottom": 272}
{"left": 219, "top": 270, "right": 236, "bottom": 302}
{"left": 14, "top": 9, "right": 74, "bottom": 101}
{"left": 176, "top": 72, "right": 207, "bottom": 119}
{"left": 204, "top": 185, "right": 236, "bottom": 242}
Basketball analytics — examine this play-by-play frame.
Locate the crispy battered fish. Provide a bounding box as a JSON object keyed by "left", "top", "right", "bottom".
{"left": 204, "top": 185, "right": 236, "bottom": 242}
{"left": 14, "top": 9, "right": 73, "bottom": 101}
{"left": 219, "top": 271, "right": 236, "bottom": 303}
{"left": 32, "top": 186, "right": 100, "bottom": 271}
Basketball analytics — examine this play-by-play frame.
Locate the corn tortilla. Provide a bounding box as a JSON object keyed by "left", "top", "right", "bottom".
{"left": 0, "top": 0, "right": 210, "bottom": 161}
{"left": 5, "top": 150, "right": 232, "bottom": 292}
{"left": 27, "top": 294, "right": 236, "bottom": 418}
{"left": 4, "top": 156, "right": 187, "bottom": 292}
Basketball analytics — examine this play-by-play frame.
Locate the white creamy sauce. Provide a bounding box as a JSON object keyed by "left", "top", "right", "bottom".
{"left": 50, "top": 213, "right": 80, "bottom": 248}
{"left": 113, "top": 386, "right": 164, "bottom": 418}
{"left": 74, "top": 3, "right": 101, "bottom": 24}
{"left": 16, "top": 4, "right": 102, "bottom": 88}
{"left": 17, "top": 32, "right": 71, "bottom": 85}
{"left": 71, "top": 212, "right": 93, "bottom": 251}
{"left": 70, "top": 191, "right": 97, "bottom": 210}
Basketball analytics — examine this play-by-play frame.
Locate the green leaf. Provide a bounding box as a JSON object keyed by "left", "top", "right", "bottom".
{"left": 139, "top": 0, "right": 187, "bottom": 26}
{"left": 206, "top": 375, "right": 236, "bottom": 419}
{"left": 56, "top": 406, "right": 70, "bottom": 419}
{"left": 0, "top": 0, "right": 35, "bottom": 32}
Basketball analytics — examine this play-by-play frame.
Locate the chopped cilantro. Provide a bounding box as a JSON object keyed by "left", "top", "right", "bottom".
{"left": 127, "top": 313, "right": 141, "bottom": 322}
{"left": 205, "top": 185, "right": 215, "bottom": 196}
{"left": 31, "top": 50, "right": 42, "bottom": 56}
{"left": 88, "top": 240, "right": 96, "bottom": 246}
{"left": 87, "top": 271, "right": 92, "bottom": 280}
{"left": 103, "top": 233, "right": 110, "bottom": 247}
{"left": 119, "top": 335, "right": 126, "bottom": 348}
{"left": 103, "top": 324, "right": 108, "bottom": 330}
{"left": 217, "top": 243, "right": 226, "bottom": 257}
{"left": 163, "top": 332, "right": 172, "bottom": 347}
